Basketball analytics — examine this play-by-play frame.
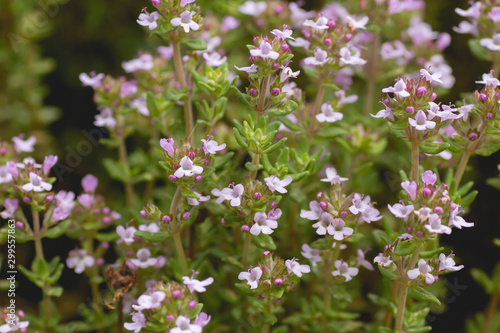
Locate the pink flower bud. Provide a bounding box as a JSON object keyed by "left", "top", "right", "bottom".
{"left": 182, "top": 212, "right": 191, "bottom": 220}
{"left": 18, "top": 310, "right": 24, "bottom": 318}
{"left": 93, "top": 209, "right": 100, "bottom": 215}
{"left": 189, "top": 300, "right": 197, "bottom": 309}
{"left": 263, "top": 250, "right": 270, "bottom": 256}
{"left": 166, "top": 315, "right": 174, "bottom": 321}
{"left": 241, "top": 224, "right": 250, "bottom": 232}
{"left": 169, "top": 175, "right": 178, "bottom": 181}
{"left": 431, "top": 92, "right": 438, "bottom": 100}
{"left": 250, "top": 56, "right": 255, "bottom": 63}
{"left": 450, "top": 203, "right": 458, "bottom": 211}
{"left": 140, "top": 210, "right": 147, "bottom": 218}
{"left": 281, "top": 44, "right": 289, "bottom": 52}
{"left": 23, "top": 197, "right": 30, "bottom": 203}
{"left": 188, "top": 151, "right": 195, "bottom": 159}
{"left": 405, "top": 227, "right": 412, "bottom": 233}
{"left": 469, "top": 133, "right": 478, "bottom": 141}
{"left": 272, "top": 63, "right": 280, "bottom": 69}
{"left": 422, "top": 188, "right": 432, "bottom": 197}
{"left": 195, "top": 175, "right": 203, "bottom": 182}
{"left": 320, "top": 202, "right": 327, "bottom": 210}
{"left": 487, "top": 112, "right": 493, "bottom": 119}
{"left": 162, "top": 215, "right": 171, "bottom": 223}
{"left": 274, "top": 5, "right": 283, "bottom": 14}
{"left": 254, "top": 192, "right": 262, "bottom": 200}
{"left": 416, "top": 87, "right": 426, "bottom": 97}
{"left": 328, "top": 20, "right": 336, "bottom": 29}
{"left": 316, "top": 192, "right": 323, "bottom": 199}
{"left": 271, "top": 88, "right": 280, "bottom": 95}
{"left": 0, "top": 148, "right": 6, "bottom": 155}
{"left": 406, "top": 106, "right": 414, "bottom": 113}
{"left": 104, "top": 84, "right": 110, "bottom": 91}
{"left": 101, "top": 242, "right": 110, "bottom": 249}
{"left": 151, "top": 0, "right": 160, "bottom": 6}
{"left": 173, "top": 163, "right": 180, "bottom": 169}
{"left": 220, "top": 218, "right": 225, "bottom": 226}
{"left": 271, "top": 201, "right": 277, "bottom": 209}
{"left": 96, "top": 258, "right": 105, "bottom": 266}
{"left": 340, "top": 211, "right": 347, "bottom": 217}
{"left": 480, "top": 93, "right": 487, "bottom": 102}
{"left": 172, "top": 290, "right": 181, "bottom": 298}
{"left": 274, "top": 278, "right": 283, "bottom": 285}
{"left": 16, "top": 222, "right": 24, "bottom": 229}
{"left": 434, "top": 206, "right": 443, "bottom": 214}
{"left": 102, "top": 217, "right": 111, "bottom": 224}
{"left": 274, "top": 298, "right": 281, "bottom": 304}
{"left": 416, "top": 231, "right": 423, "bottom": 237}
{"left": 344, "top": 34, "right": 353, "bottom": 42}
{"left": 324, "top": 38, "right": 332, "bottom": 46}
{"left": 126, "top": 251, "right": 134, "bottom": 256}
{"left": 249, "top": 88, "right": 258, "bottom": 96}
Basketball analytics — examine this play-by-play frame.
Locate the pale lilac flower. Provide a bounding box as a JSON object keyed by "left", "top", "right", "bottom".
{"left": 409, "top": 110, "right": 436, "bottom": 131}
{"left": 361, "top": 206, "right": 382, "bottom": 223}
{"left": 480, "top": 34, "right": 500, "bottom": 51}
{"left": 250, "top": 41, "right": 279, "bottom": 60}
{"left": 285, "top": 258, "right": 311, "bottom": 277}
{"left": 332, "top": 260, "right": 358, "bottom": 282}
{"left": 79, "top": 72, "right": 104, "bottom": 89}
{"left": 301, "top": 244, "right": 322, "bottom": 262}
{"left": 171, "top": 11, "right": 199, "bottom": 33}
{"left": 182, "top": 272, "right": 214, "bottom": 293}
{"left": 170, "top": 316, "right": 202, "bottom": 333}
{"left": 303, "top": 16, "right": 329, "bottom": 31}
{"left": 0, "top": 315, "right": 29, "bottom": 333}
{"left": 128, "top": 248, "right": 160, "bottom": 269}
{"left": 250, "top": 211, "right": 278, "bottom": 235}
{"left": 117, "top": 225, "right": 138, "bottom": 244}
{"left": 1, "top": 198, "right": 18, "bottom": 219}
{"left": 476, "top": 70, "right": 500, "bottom": 87}
{"left": 449, "top": 207, "right": 474, "bottom": 229}
{"left": 160, "top": 138, "right": 175, "bottom": 154}
{"left": 435, "top": 104, "right": 460, "bottom": 121}
{"left": 130, "top": 98, "right": 150, "bottom": 116}
{"left": 339, "top": 47, "right": 367, "bottom": 66}
{"left": 187, "top": 192, "right": 210, "bottom": 206}
{"left": 280, "top": 66, "right": 300, "bottom": 83}
{"left": 81, "top": 174, "right": 98, "bottom": 193}
{"left": 439, "top": 253, "right": 464, "bottom": 272}
{"left": 335, "top": 90, "right": 358, "bottom": 105}
{"left": 234, "top": 64, "right": 258, "bottom": 74}
{"left": 380, "top": 41, "right": 413, "bottom": 65}
{"left": 133, "top": 291, "right": 166, "bottom": 310}
{"left": 94, "top": 108, "right": 116, "bottom": 128}
{"left": 453, "top": 21, "right": 478, "bottom": 35}
{"left": 221, "top": 16, "right": 240, "bottom": 32}
{"left": 22, "top": 172, "right": 52, "bottom": 192}
{"left": 194, "top": 312, "right": 211, "bottom": 328}
{"left": 138, "top": 222, "right": 160, "bottom": 233}
{"left": 158, "top": 45, "right": 174, "bottom": 59}
{"left": 203, "top": 51, "right": 227, "bottom": 67}
{"left": 420, "top": 68, "right": 443, "bottom": 84}
{"left": 421, "top": 170, "right": 437, "bottom": 186}
{"left": 371, "top": 106, "right": 394, "bottom": 121}
{"left": 78, "top": 194, "right": 94, "bottom": 209}
{"left": 330, "top": 218, "right": 354, "bottom": 240}
{"left": 382, "top": 79, "right": 410, "bottom": 98}
{"left": 238, "top": 267, "right": 262, "bottom": 289}
{"left": 55, "top": 190, "right": 75, "bottom": 212}
{"left": 0, "top": 165, "right": 13, "bottom": 184}
{"left": 312, "top": 213, "right": 334, "bottom": 235}
{"left": 211, "top": 184, "right": 244, "bottom": 206}
{"left": 271, "top": 27, "right": 294, "bottom": 40}
{"left": 320, "top": 167, "right": 348, "bottom": 185}
{"left": 174, "top": 156, "right": 203, "bottom": 178}
{"left": 401, "top": 180, "right": 417, "bottom": 200}
{"left": 349, "top": 193, "right": 370, "bottom": 215}
{"left": 66, "top": 249, "right": 95, "bottom": 274}
{"left": 425, "top": 213, "right": 452, "bottom": 235}
{"left": 122, "top": 54, "right": 154, "bottom": 73}
{"left": 316, "top": 103, "right": 343, "bottom": 123}
{"left": 120, "top": 80, "right": 138, "bottom": 98}
{"left": 137, "top": 10, "right": 160, "bottom": 30}
{"left": 288, "top": 37, "right": 310, "bottom": 50}
{"left": 12, "top": 135, "right": 36, "bottom": 153}
{"left": 17, "top": 157, "right": 41, "bottom": 169}
{"left": 238, "top": 1, "right": 267, "bottom": 16}
{"left": 264, "top": 175, "right": 292, "bottom": 193}
{"left": 201, "top": 138, "right": 226, "bottom": 154}
{"left": 50, "top": 207, "right": 68, "bottom": 222}
{"left": 289, "top": 2, "right": 315, "bottom": 26}
{"left": 42, "top": 155, "right": 58, "bottom": 174}
{"left": 388, "top": 202, "right": 414, "bottom": 220}
{"left": 6, "top": 161, "right": 19, "bottom": 178}
{"left": 489, "top": 7, "right": 500, "bottom": 23}
{"left": 357, "top": 249, "right": 374, "bottom": 271}
{"left": 346, "top": 16, "right": 369, "bottom": 30}
{"left": 407, "top": 17, "right": 438, "bottom": 45}
{"left": 455, "top": 2, "right": 481, "bottom": 19}
{"left": 180, "top": 0, "right": 195, "bottom": 6}
{"left": 374, "top": 253, "right": 393, "bottom": 267}
{"left": 304, "top": 48, "right": 330, "bottom": 66}
{"left": 124, "top": 312, "right": 146, "bottom": 333}
{"left": 407, "top": 259, "right": 435, "bottom": 285}
{"left": 300, "top": 200, "right": 323, "bottom": 220}
{"left": 399, "top": 233, "right": 414, "bottom": 241}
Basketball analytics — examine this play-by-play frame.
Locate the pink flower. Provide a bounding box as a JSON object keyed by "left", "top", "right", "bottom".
{"left": 264, "top": 175, "right": 292, "bottom": 193}
{"left": 1, "top": 198, "right": 19, "bottom": 219}
{"left": 407, "top": 259, "right": 435, "bottom": 285}
{"left": 12, "top": 135, "right": 36, "bottom": 153}
{"left": 320, "top": 167, "right": 348, "bottom": 185}
{"left": 449, "top": 206, "right": 474, "bottom": 229}
{"left": 316, "top": 103, "right": 343, "bottom": 123}
{"left": 271, "top": 27, "right": 294, "bottom": 40}
{"left": 425, "top": 213, "right": 452, "bottom": 235}
{"left": 221, "top": 16, "right": 240, "bottom": 32}
{"left": 82, "top": 174, "right": 99, "bottom": 193}
{"left": 301, "top": 244, "right": 322, "bottom": 262}
{"left": 78, "top": 194, "right": 94, "bottom": 209}
{"left": 285, "top": 258, "right": 310, "bottom": 277}
{"left": 203, "top": 51, "right": 227, "bottom": 67}
{"left": 94, "top": 108, "right": 116, "bottom": 128}
{"left": 201, "top": 138, "right": 226, "bottom": 154}
{"left": 475, "top": 70, "right": 500, "bottom": 87}
{"left": 133, "top": 291, "right": 166, "bottom": 310}
{"left": 66, "top": 249, "right": 95, "bottom": 274}
{"left": 238, "top": 1, "right": 267, "bottom": 16}
{"left": 304, "top": 48, "right": 329, "bottom": 66}
{"left": 250, "top": 41, "right": 279, "bottom": 60}
{"left": 408, "top": 110, "right": 436, "bottom": 131}
{"left": 137, "top": 10, "right": 160, "bottom": 30}
{"left": 171, "top": 11, "right": 199, "bottom": 33}
{"left": 339, "top": 47, "right": 367, "bottom": 66}
{"left": 280, "top": 66, "right": 300, "bottom": 83}
{"left": 303, "top": 16, "right": 329, "bottom": 31}
{"left": 170, "top": 316, "right": 203, "bottom": 333}
{"left": 373, "top": 253, "right": 393, "bottom": 267}
{"left": 382, "top": 79, "right": 410, "bottom": 98}
{"left": 187, "top": 192, "right": 210, "bottom": 206}
{"left": 420, "top": 68, "right": 443, "bottom": 84}
{"left": 174, "top": 156, "right": 203, "bottom": 178}
{"left": 42, "top": 155, "right": 58, "bottom": 174}
{"left": 332, "top": 260, "right": 358, "bottom": 282}
{"left": 388, "top": 202, "right": 414, "bottom": 220}
{"left": 124, "top": 312, "right": 146, "bottom": 333}
{"left": 401, "top": 180, "right": 417, "bottom": 200}
{"left": 116, "top": 225, "right": 138, "bottom": 244}
{"left": 346, "top": 15, "right": 369, "bottom": 30}
{"left": 127, "top": 248, "right": 161, "bottom": 269}
{"left": 421, "top": 170, "right": 437, "bottom": 186}
{"left": 79, "top": 72, "right": 104, "bottom": 89}
{"left": 300, "top": 200, "right": 323, "bottom": 220}
{"left": 22, "top": 172, "right": 52, "bottom": 192}
{"left": 357, "top": 249, "right": 374, "bottom": 271}
{"left": 122, "top": 54, "right": 154, "bottom": 73}
{"left": 211, "top": 184, "right": 244, "bottom": 206}
{"left": 238, "top": 267, "right": 262, "bottom": 289}
{"left": 160, "top": 138, "right": 175, "bottom": 154}
{"left": 234, "top": 64, "right": 258, "bottom": 74}
{"left": 250, "top": 211, "right": 278, "bottom": 236}
{"left": 438, "top": 253, "right": 464, "bottom": 272}
{"left": 182, "top": 272, "right": 214, "bottom": 293}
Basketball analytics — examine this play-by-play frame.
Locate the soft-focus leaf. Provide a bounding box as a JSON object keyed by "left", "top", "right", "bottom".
{"left": 409, "top": 286, "right": 441, "bottom": 305}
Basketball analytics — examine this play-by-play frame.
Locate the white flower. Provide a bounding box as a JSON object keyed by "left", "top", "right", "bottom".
{"left": 12, "top": 135, "right": 36, "bottom": 153}
{"left": 320, "top": 167, "right": 348, "bottom": 185}
{"left": 408, "top": 110, "right": 436, "bottom": 131}
{"left": 316, "top": 103, "right": 343, "bottom": 123}
{"left": 371, "top": 106, "right": 394, "bottom": 121}
{"left": 124, "top": 312, "right": 146, "bottom": 333}
{"left": 234, "top": 64, "right": 258, "bottom": 74}
{"left": 0, "top": 165, "right": 13, "bottom": 184}
{"left": 170, "top": 316, "right": 203, "bottom": 333}
{"left": 449, "top": 206, "right": 474, "bottom": 229}
{"left": 438, "top": 253, "right": 464, "bottom": 272}
{"left": 22, "top": 172, "right": 52, "bottom": 192}
{"left": 339, "top": 47, "right": 367, "bottom": 66}
{"left": 211, "top": 184, "right": 244, "bottom": 206}
{"left": 239, "top": 1, "right": 267, "bottom": 16}
{"left": 182, "top": 272, "right": 214, "bottom": 293}
{"left": 357, "top": 249, "right": 374, "bottom": 270}
{"left": 130, "top": 98, "right": 150, "bottom": 116}
{"left": 303, "top": 16, "right": 329, "bottom": 31}
{"left": 122, "top": 54, "right": 154, "bottom": 73}
{"left": 285, "top": 258, "right": 310, "bottom": 277}
{"left": 387, "top": 202, "right": 414, "bottom": 220}
{"left": 127, "top": 248, "right": 161, "bottom": 269}
{"left": 137, "top": 10, "right": 160, "bottom": 30}
{"left": 171, "top": 11, "right": 200, "bottom": 33}
{"left": 271, "top": 27, "right": 294, "bottom": 40}
{"left": 79, "top": 72, "right": 104, "bottom": 89}
{"left": 335, "top": 90, "right": 358, "bottom": 105}
{"left": 476, "top": 70, "right": 500, "bottom": 87}
{"left": 425, "top": 214, "right": 452, "bottom": 235}
{"left": 332, "top": 260, "right": 358, "bottom": 282}
{"left": 174, "top": 156, "right": 203, "bottom": 178}
{"left": 94, "top": 108, "right": 116, "bottom": 128}
{"left": 201, "top": 138, "right": 226, "bottom": 154}
{"left": 250, "top": 211, "right": 278, "bottom": 236}
{"left": 203, "top": 51, "right": 227, "bottom": 67}
{"left": 420, "top": 68, "right": 443, "bottom": 84}
{"left": 238, "top": 267, "right": 262, "bottom": 289}
{"left": 373, "top": 253, "right": 393, "bottom": 267}
{"left": 301, "top": 244, "right": 322, "bottom": 262}
{"left": 133, "top": 291, "right": 166, "bottom": 310}
{"left": 116, "top": 225, "right": 138, "bottom": 244}
{"left": 280, "top": 66, "right": 300, "bottom": 82}
{"left": 382, "top": 79, "right": 410, "bottom": 98}
{"left": 347, "top": 15, "right": 369, "bottom": 30}
{"left": 304, "top": 48, "right": 330, "bottom": 66}
{"left": 250, "top": 41, "right": 279, "bottom": 60}
{"left": 66, "top": 249, "right": 95, "bottom": 274}
{"left": 407, "top": 259, "right": 435, "bottom": 285}
{"left": 264, "top": 175, "right": 292, "bottom": 193}
{"left": 300, "top": 200, "right": 323, "bottom": 221}
{"left": 187, "top": 192, "right": 210, "bottom": 206}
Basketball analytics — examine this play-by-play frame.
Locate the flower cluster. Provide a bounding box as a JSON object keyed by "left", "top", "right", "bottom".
{"left": 0, "top": 308, "right": 29, "bottom": 333}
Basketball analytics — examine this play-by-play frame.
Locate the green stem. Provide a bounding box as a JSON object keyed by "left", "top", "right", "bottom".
{"left": 172, "top": 37, "right": 194, "bottom": 143}
{"left": 384, "top": 281, "right": 401, "bottom": 327}
{"left": 170, "top": 187, "right": 188, "bottom": 274}
{"left": 482, "top": 291, "right": 499, "bottom": 333}
{"left": 83, "top": 237, "right": 104, "bottom": 332}
{"left": 33, "top": 210, "right": 52, "bottom": 332}
{"left": 262, "top": 324, "right": 270, "bottom": 333}
{"left": 257, "top": 76, "right": 271, "bottom": 113}
{"left": 307, "top": 83, "right": 326, "bottom": 136}
{"left": 117, "top": 297, "right": 123, "bottom": 333}
{"left": 242, "top": 232, "right": 251, "bottom": 268}
{"left": 394, "top": 242, "right": 423, "bottom": 333}
{"left": 454, "top": 150, "right": 471, "bottom": 187}
{"left": 118, "top": 136, "right": 134, "bottom": 208}
{"left": 411, "top": 140, "right": 419, "bottom": 182}
{"left": 289, "top": 201, "right": 298, "bottom": 253}
{"left": 249, "top": 152, "right": 261, "bottom": 180}
{"left": 364, "top": 31, "right": 380, "bottom": 117}
{"left": 322, "top": 241, "right": 341, "bottom": 329}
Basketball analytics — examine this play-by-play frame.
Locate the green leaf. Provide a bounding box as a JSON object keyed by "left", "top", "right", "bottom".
{"left": 310, "top": 238, "right": 333, "bottom": 250}
{"left": 289, "top": 170, "right": 309, "bottom": 182}
{"left": 96, "top": 232, "right": 120, "bottom": 242}
{"left": 146, "top": 92, "right": 160, "bottom": 117}
{"left": 245, "top": 162, "right": 263, "bottom": 171}
{"left": 231, "top": 86, "right": 253, "bottom": 109}
{"left": 234, "top": 283, "right": 255, "bottom": 295}
{"left": 378, "top": 265, "right": 398, "bottom": 280}
{"left": 457, "top": 181, "right": 474, "bottom": 196}
{"left": 471, "top": 268, "right": 494, "bottom": 293}
{"left": 321, "top": 82, "right": 340, "bottom": 91}
{"left": 459, "top": 190, "right": 478, "bottom": 207}
{"left": 251, "top": 234, "right": 276, "bottom": 250}
{"left": 409, "top": 286, "right": 440, "bottom": 305}
{"left": 468, "top": 39, "right": 493, "bottom": 62}
{"left": 317, "top": 127, "right": 348, "bottom": 139}
{"left": 99, "top": 138, "right": 119, "bottom": 148}
{"left": 181, "top": 38, "right": 207, "bottom": 50}
{"left": 233, "top": 127, "right": 249, "bottom": 149}
{"left": 268, "top": 100, "right": 298, "bottom": 116}
{"left": 33, "top": 257, "right": 49, "bottom": 280}
{"left": 418, "top": 142, "right": 450, "bottom": 155}
{"left": 367, "top": 293, "right": 390, "bottom": 307}
{"left": 180, "top": 187, "right": 199, "bottom": 199}
{"left": 408, "top": 327, "right": 432, "bottom": 333}
{"left": 372, "top": 229, "right": 390, "bottom": 246}
{"left": 103, "top": 158, "right": 129, "bottom": 182}
{"left": 395, "top": 241, "right": 417, "bottom": 256}
{"left": 45, "top": 220, "right": 71, "bottom": 239}
{"left": 134, "top": 230, "right": 169, "bottom": 243}
{"left": 48, "top": 263, "right": 64, "bottom": 284}
{"left": 18, "top": 264, "right": 44, "bottom": 288}
{"left": 263, "top": 137, "right": 287, "bottom": 154}
{"left": 420, "top": 247, "right": 445, "bottom": 258}
{"left": 486, "top": 177, "right": 500, "bottom": 191}
{"left": 377, "top": 327, "right": 394, "bottom": 333}
{"left": 45, "top": 286, "right": 63, "bottom": 297}
{"left": 277, "top": 147, "right": 289, "bottom": 165}
{"left": 213, "top": 152, "right": 235, "bottom": 169}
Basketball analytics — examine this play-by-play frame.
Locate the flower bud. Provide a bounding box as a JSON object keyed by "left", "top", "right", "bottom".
{"left": 406, "top": 106, "right": 414, "bottom": 113}
{"left": 96, "top": 258, "right": 104, "bottom": 266}
{"left": 271, "top": 88, "right": 280, "bottom": 95}
{"left": 182, "top": 212, "right": 191, "bottom": 220}
{"left": 249, "top": 88, "right": 258, "bottom": 96}
{"left": 344, "top": 34, "right": 353, "bottom": 42}
{"left": 422, "top": 188, "right": 432, "bottom": 197}
{"left": 172, "top": 290, "right": 181, "bottom": 298}
{"left": 15, "top": 222, "right": 24, "bottom": 229}
{"left": 23, "top": 197, "right": 30, "bottom": 203}
{"left": 281, "top": 44, "right": 289, "bottom": 52}
{"left": 405, "top": 227, "right": 412, "bottom": 233}
{"left": 151, "top": 0, "right": 160, "bottom": 5}
{"left": 126, "top": 251, "right": 134, "bottom": 256}
{"left": 468, "top": 133, "right": 478, "bottom": 141}
{"left": 416, "top": 87, "right": 426, "bottom": 97}
{"left": 102, "top": 217, "right": 111, "bottom": 224}
{"left": 101, "top": 242, "right": 110, "bottom": 249}
{"left": 434, "top": 206, "right": 443, "bottom": 214}
{"left": 340, "top": 211, "right": 347, "bottom": 217}
{"left": 254, "top": 192, "right": 262, "bottom": 200}
{"left": 320, "top": 202, "right": 328, "bottom": 210}
{"left": 274, "top": 298, "right": 281, "bottom": 304}
{"left": 188, "top": 151, "right": 195, "bottom": 159}
{"left": 220, "top": 218, "right": 225, "bottom": 226}
{"left": 272, "top": 63, "right": 280, "bottom": 69}
{"left": 250, "top": 56, "right": 255, "bottom": 63}
{"left": 327, "top": 20, "right": 336, "bottom": 29}
{"left": 324, "top": 38, "right": 332, "bottom": 46}
{"left": 93, "top": 209, "right": 100, "bottom": 215}
{"left": 241, "top": 224, "right": 250, "bottom": 232}
{"left": 103, "top": 207, "right": 110, "bottom": 214}
{"left": 173, "top": 163, "right": 180, "bottom": 169}
{"left": 166, "top": 315, "right": 174, "bottom": 321}
{"left": 416, "top": 231, "right": 423, "bottom": 237}
{"left": 274, "top": 5, "right": 283, "bottom": 14}
{"left": 431, "top": 92, "right": 438, "bottom": 100}
{"left": 189, "top": 301, "right": 197, "bottom": 309}
{"left": 195, "top": 175, "right": 203, "bottom": 182}
{"left": 263, "top": 250, "right": 271, "bottom": 256}
{"left": 486, "top": 112, "right": 493, "bottom": 119}
{"left": 169, "top": 175, "right": 178, "bottom": 181}
{"left": 140, "top": 210, "right": 147, "bottom": 218}
{"left": 274, "top": 278, "right": 283, "bottom": 285}
{"left": 479, "top": 93, "right": 487, "bottom": 102}
{"left": 316, "top": 192, "right": 323, "bottom": 199}
{"left": 271, "top": 201, "right": 277, "bottom": 209}
{"left": 162, "top": 215, "right": 171, "bottom": 223}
